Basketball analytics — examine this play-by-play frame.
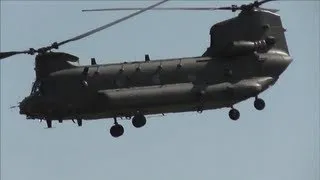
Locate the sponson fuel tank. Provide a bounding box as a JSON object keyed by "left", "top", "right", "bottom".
{"left": 98, "top": 77, "right": 274, "bottom": 107}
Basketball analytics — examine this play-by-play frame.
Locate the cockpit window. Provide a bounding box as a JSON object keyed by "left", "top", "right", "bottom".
{"left": 30, "top": 81, "right": 42, "bottom": 96}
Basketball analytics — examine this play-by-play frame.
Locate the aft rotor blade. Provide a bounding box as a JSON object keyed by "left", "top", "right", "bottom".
{"left": 258, "top": 7, "right": 279, "bottom": 13}
{"left": 82, "top": 7, "right": 223, "bottom": 12}
{"left": 58, "top": 0, "right": 169, "bottom": 47}
{"left": 82, "top": 6, "right": 278, "bottom": 13}
{"left": 257, "top": 0, "right": 276, "bottom": 6}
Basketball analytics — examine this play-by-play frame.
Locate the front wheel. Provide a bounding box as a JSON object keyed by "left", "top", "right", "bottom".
{"left": 110, "top": 124, "right": 124, "bottom": 137}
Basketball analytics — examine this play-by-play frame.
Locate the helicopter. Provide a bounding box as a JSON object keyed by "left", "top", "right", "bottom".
{"left": 0, "top": 0, "right": 292, "bottom": 138}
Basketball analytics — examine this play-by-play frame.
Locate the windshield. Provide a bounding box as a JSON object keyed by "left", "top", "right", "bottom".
{"left": 30, "top": 81, "right": 42, "bottom": 96}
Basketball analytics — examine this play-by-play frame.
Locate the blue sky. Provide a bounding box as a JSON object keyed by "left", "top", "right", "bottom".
{"left": 1, "top": 1, "right": 319, "bottom": 180}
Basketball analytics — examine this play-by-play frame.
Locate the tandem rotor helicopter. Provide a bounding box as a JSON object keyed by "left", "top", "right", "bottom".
{"left": 1, "top": 0, "right": 292, "bottom": 138}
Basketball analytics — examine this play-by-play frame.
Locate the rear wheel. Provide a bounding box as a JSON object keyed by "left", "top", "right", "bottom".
{"left": 229, "top": 109, "right": 240, "bottom": 121}
{"left": 254, "top": 98, "right": 265, "bottom": 110}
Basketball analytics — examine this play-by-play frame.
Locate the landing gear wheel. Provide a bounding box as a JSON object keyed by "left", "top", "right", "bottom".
{"left": 110, "top": 124, "right": 124, "bottom": 138}
{"left": 229, "top": 109, "right": 240, "bottom": 121}
{"left": 254, "top": 98, "right": 265, "bottom": 110}
{"left": 132, "top": 114, "right": 146, "bottom": 128}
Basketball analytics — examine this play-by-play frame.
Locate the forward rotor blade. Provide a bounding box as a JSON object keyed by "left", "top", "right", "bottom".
{"left": 57, "top": 0, "right": 169, "bottom": 47}
{"left": 0, "top": 51, "right": 28, "bottom": 60}
{"left": 0, "top": 0, "right": 168, "bottom": 60}
{"left": 82, "top": 7, "right": 223, "bottom": 12}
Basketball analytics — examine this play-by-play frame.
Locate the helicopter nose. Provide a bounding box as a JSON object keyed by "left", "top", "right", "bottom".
{"left": 19, "top": 97, "right": 31, "bottom": 115}
{"left": 19, "top": 99, "right": 27, "bottom": 115}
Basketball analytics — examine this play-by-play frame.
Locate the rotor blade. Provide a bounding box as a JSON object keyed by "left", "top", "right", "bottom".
{"left": 0, "top": 51, "right": 29, "bottom": 60}
{"left": 0, "top": 0, "right": 168, "bottom": 60}
{"left": 82, "top": 7, "right": 224, "bottom": 12}
{"left": 257, "top": 0, "right": 276, "bottom": 6}
{"left": 57, "top": 0, "right": 169, "bottom": 47}
{"left": 258, "top": 7, "right": 279, "bottom": 13}
{"left": 81, "top": 0, "right": 278, "bottom": 13}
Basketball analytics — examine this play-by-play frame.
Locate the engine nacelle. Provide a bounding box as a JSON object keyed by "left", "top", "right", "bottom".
{"left": 220, "top": 36, "right": 276, "bottom": 57}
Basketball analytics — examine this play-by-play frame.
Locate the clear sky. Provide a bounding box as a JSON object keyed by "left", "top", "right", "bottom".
{"left": 0, "top": 1, "right": 319, "bottom": 180}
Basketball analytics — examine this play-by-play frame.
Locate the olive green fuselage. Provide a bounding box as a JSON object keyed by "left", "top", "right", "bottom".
{"left": 19, "top": 50, "right": 291, "bottom": 120}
